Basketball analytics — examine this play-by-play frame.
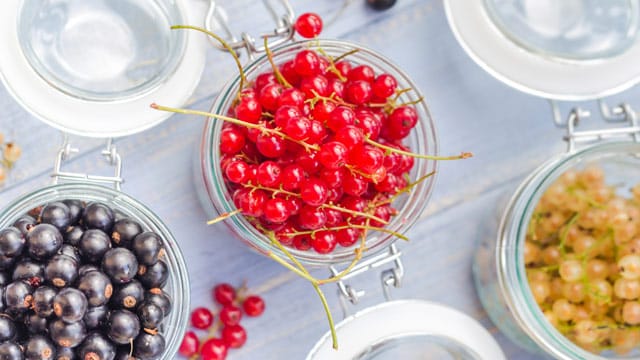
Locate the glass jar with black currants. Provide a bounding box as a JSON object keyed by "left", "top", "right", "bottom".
{"left": 0, "top": 183, "right": 189, "bottom": 360}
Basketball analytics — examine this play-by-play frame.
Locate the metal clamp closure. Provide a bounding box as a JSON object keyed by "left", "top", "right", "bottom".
{"left": 51, "top": 137, "right": 123, "bottom": 190}
{"left": 204, "top": 0, "right": 295, "bottom": 59}
{"left": 550, "top": 99, "right": 640, "bottom": 153}
{"left": 331, "top": 244, "right": 404, "bottom": 317}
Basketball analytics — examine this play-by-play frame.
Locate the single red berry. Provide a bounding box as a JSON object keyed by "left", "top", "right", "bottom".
{"left": 274, "top": 105, "right": 301, "bottom": 128}
{"left": 259, "top": 83, "right": 284, "bottom": 112}
{"left": 283, "top": 196, "right": 302, "bottom": 216}
{"left": 275, "top": 222, "right": 298, "bottom": 246}
{"left": 243, "top": 295, "right": 266, "bottom": 317}
{"left": 295, "top": 12, "right": 323, "bottom": 38}
{"left": 219, "top": 127, "right": 246, "bottom": 155}
{"left": 356, "top": 109, "right": 382, "bottom": 140}
{"left": 255, "top": 72, "right": 276, "bottom": 92}
{"left": 224, "top": 160, "right": 251, "bottom": 184}
{"left": 297, "top": 205, "right": 327, "bottom": 230}
{"left": 293, "top": 234, "right": 312, "bottom": 250}
{"left": 386, "top": 106, "right": 418, "bottom": 140}
{"left": 262, "top": 198, "right": 291, "bottom": 223}
{"left": 318, "top": 141, "right": 348, "bottom": 170}
{"left": 219, "top": 305, "right": 243, "bottom": 326}
{"left": 340, "top": 196, "right": 367, "bottom": 213}
{"left": 327, "top": 106, "right": 356, "bottom": 132}
{"left": 297, "top": 150, "right": 321, "bottom": 173}
{"left": 311, "top": 99, "right": 337, "bottom": 123}
{"left": 256, "top": 134, "right": 286, "bottom": 158}
{"left": 294, "top": 49, "right": 321, "bottom": 76}
{"left": 256, "top": 161, "right": 282, "bottom": 187}
{"left": 334, "top": 61, "right": 352, "bottom": 78}
{"left": 372, "top": 73, "right": 398, "bottom": 99}
{"left": 319, "top": 167, "right": 345, "bottom": 189}
{"left": 280, "top": 60, "right": 302, "bottom": 86}
{"left": 300, "top": 74, "right": 329, "bottom": 98}
{"left": 342, "top": 172, "right": 368, "bottom": 196}
{"left": 324, "top": 208, "right": 343, "bottom": 227}
{"left": 300, "top": 177, "right": 329, "bottom": 206}
{"left": 235, "top": 98, "right": 262, "bottom": 123}
{"left": 335, "top": 125, "right": 365, "bottom": 149}
{"left": 345, "top": 80, "right": 373, "bottom": 105}
{"left": 336, "top": 227, "right": 361, "bottom": 247}
{"left": 278, "top": 87, "right": 306, "bottom": 109}
{"left": 233, "top": 188, "right": 267, "bottom": 217}
{"left": 349, "top": 145, "right": 384, "bottom": 174}
{"left": 179, "top": 331, "right": 199, "bottom": 357}
{"left": 327, "top": 78, "right": 345, "bottom": 99}
{"left": 326, "top": 186, "right": 343, "bottom": 203}
{"left": 213, "top": 283, "right": 236, "bottom": 306}
{"left": 307, "top": 120, "right": 327, "bottom": 145}
{"left": 348, "top": 65, "right": 375, "bottom": 83}
{"left": 281, "top": 164, "right": 306, "bottom": 191}
{"left": 222, "top": 324, "right": 248, "bottom": 349}
{"left": 284, "top": 116, "right": 312, "bottom": 141}
{"left": 201, "top": 338, "right": 228, "bottom": 360}
{"left": 191, "top": 307, "right": 214, "bottom": 329}
{"left": 310, "top": 230, "right": 337, "bottom": 254}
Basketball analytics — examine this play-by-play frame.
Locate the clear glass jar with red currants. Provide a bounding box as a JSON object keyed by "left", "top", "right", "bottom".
{"left": 195, "top": 38, "right": 438, "bottom": 266}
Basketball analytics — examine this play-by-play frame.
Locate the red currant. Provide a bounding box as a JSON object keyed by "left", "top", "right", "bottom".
{"left": 319, "top": 167, "right": 345, "bottom": 189}
{"left": 256, "top": 161, "right": 282, "bottom": 187}
{"left": 345, "top": 80, "right": 373, "bottom": 105}
{"left": 335, "top": 125, "right": 364, "bottom": 149}
{"left": 274, "top": 105, "right": 301, "bottom": 128}
{"left": 297, "top": 205, "right": 327, "bottom": 230}
{"left": 300, "top": 177, "right": 329, "bottom": 206}
{"left": 262, "top": 198, "right": 291, "bottom": 223}
{"left": 220, "top": 127, "right": 246, "bottom": 155}
{"left": 310, "top": 101, "right": 337, "bottom": 123}
{"left": 284, "top": 116, "right": 312, "bottom": 141}
{"left": 300, "top": 74, "right": 329, "bottom": 98}
{"left": 219, "top": 305, "right": 243, "bottom": 326}
{"left": 310, "top": 230, "right": 337, "bottom": 254}
{"left": 201, "top": 338, "right": 228, "bottom": 360}
{"left": 243, "top": 295, "right": 266, "bottom": 317}
{"left": 336, "top": 227, "right": 361, "bottom": 247}
{"left": 234, "top": 98, "right": 262, "bottom": 123}
{"left": 213, "top": 283, "right": 236, "bottom": 306}
{"left": 222, "top": 324, "right": 247, "bottom": 348}
{"left": 278, "top": 87, "right": 306, "bottom": 109}
{"left": 179, "top": 331, "right": 199, "bottom": 357}
{"left": 294, "top": 50, "right": 320, "bottom": 76}
{"left": 373, "top": 73, "right": 397, "bottom": 99}
{"left": 318, "top": 141, "right": 348, "bottom": 170}
{"left": 255, "top": 72, "right": 276, "bottom": 92}
{"left": 294, "top": 13, "right": 323, "bottom": 38}
{"left": 259, "top": 83, "right": 284, "bottom": 112}
{"left": 256, "top": 134, "right": 286, "bottom": 158}
{"left": 280, "top": 164, "right": 305, "bottom": 191}
{"left": 348, "top": 65, "right": 375, "bottom": 82}
{"left": 224, "top": 160, "right": 251, "bottom": 184}
{"left": 191, "top": 307, "right": 214, "bottom": 329}
{"left": 327, "top": 106, "right": 356, "bottom": 132}
{"left": 280, "top": 60, "right": 301, "bottom": 86}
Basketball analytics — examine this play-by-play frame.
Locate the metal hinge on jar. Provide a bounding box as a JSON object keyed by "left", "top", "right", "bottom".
{"left": 330, "top": 244, "right": 404, "bottom": 317}
{"left": 550, "top": 99, "right": 640, "bottom": 152}
{"left": 51, "top": 136, "right": 123, "bottom": 190}
{"left": 204, "top": 0, "right": 295, "bottom": 59}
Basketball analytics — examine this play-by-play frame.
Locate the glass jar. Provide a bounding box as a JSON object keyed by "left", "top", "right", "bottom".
{"left": 0, "top": 181, "right": 190, "bottom": 359}
{"left": 195, "top": 38, "right": 438, "bottom": 266}
{"left": 474, "top": 140, "right": 640, "bottom": 359}
{"left": 17, "top": 0, "right": 187, "bottom": 101}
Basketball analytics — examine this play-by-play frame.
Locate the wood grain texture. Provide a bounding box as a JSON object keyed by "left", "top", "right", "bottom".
{"left": 1, "top": 0, "right": 639, "bottom": 358}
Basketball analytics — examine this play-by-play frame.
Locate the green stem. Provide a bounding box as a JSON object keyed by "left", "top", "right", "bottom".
{"left": 264, "top": 37, "right": 292, "bottom": 88}
{"left": 333, "top": 48, "right": 360, "bottom": 63}
{"left": 365, "top": 138, "right": 472, "bottom": 161}
{"left": 559, "top": 213, "right": 580, "bottom": 258}
{"left": 321, "top": 204, "right": 388, "bottom": 225}
{"left": 312, "top": 282, "right": 338, "bottom": 349}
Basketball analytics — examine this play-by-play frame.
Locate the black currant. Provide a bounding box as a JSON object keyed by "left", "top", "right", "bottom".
{"left": 40, "top": 202, "right": 72, "bottom": 231}
{"left": 0, "top": 341, "right": 23, "bottom": 360}
{"left": 83, "top": 305, "right": 108, "bottom": 330}
{"left": 45, "top": 255, "right": 79, "bottom": 288}
{"left": 131, "top": 232, "right": 163, "bottom": 266}
{"left": 62, "top": 199, "right": 84, "bottom": 225}
{"left": 137, "top": 261, "right": 168, "bottom": 289}
{"left": 56, "top": 346, "right": 76, "bottom": 360}
{"left": 24, "top": 334, "right": 56, "bottom": 360}
{"left": 102, "top": 248, "right": 138, "bottom": 284}
{"left": 0, "top": 314, "right": 17, "bottom": 341}
{"left": 111, "top": 219, "right": 142, "bottom": 248}
{"left": 137, "top": 302, "right": 163, "bottom": 330}
{"left": 49, "top": 319, "right": 87, "bottom": 348}
{"left": 26, "top": 224, "right": 63, "bottom": 261}
{"left": 33, "top": 286, "right": 57, "bottom": 318}
{"left": 4, "top": 281, "right": 33, "bottom": 314}
{"left": 53, "top": 288, "right": 88, "bottom": 323}
{"left": 0, "top": 271, "right": 9, "bottom": 285}
{"left": 77, "top": 271, "right": 112, "bottom": 307}
{"left": 12, "top": 259, "right": 44, "bottom": 286}
{"left": 78, "top": 265, "right": 100, "bottom": 277}
{"left": 82, "top": 203, "right": 115, "bottom": 233}
{"left": 110, "top": 280, "right": 144, "bottom": 310}
{"left": 114, "top": 347, "right": 134, "bottom": 360}
{"left": 57, "top": 244, "right": 81, "bottom": 264}
{"left": 0, "top": 227, "right": 25, "bottom": 258}
{"left": 77, "top": 332, "right": 116, "bottom": 360}
{"left": 79, "top": 230, "right": 111, "bottom": 264}
{"left": 106, "top": 310, "right": 140, "bottom": 345}
{"left": 25, "top": 312, "right": 48, "bottom": 334}
{"left": 63, "top": 226, "right": 84, "bottom": 247}
{"left": 144, "top": 289, "right": 171, "bottom": 317}
{"left": 133, "top": 332, "right": 165, "bottom": 360}
{"left": 13, "top": 215, "right": 36, "bottom": 236}
{"left": 366, "top": 0, "right": 396, "bottom": 10}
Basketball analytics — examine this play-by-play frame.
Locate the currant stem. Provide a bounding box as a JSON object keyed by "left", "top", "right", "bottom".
{"left": 171, "top": 25, "right": 246, "bottom": 98}
{"left": 333, "top": 48, "right": 360, "bottom": 63}
{"left": 312, "top": 282, "right": 338, "bottom": 349}
{"left": 373, "top": 171, "right": 436, "bottom": 207}
{"left": 150, "top": 104, "right": 320, "bottom": 152}
{"left": 207, "top": 210, "right": 241, "bottom": 225}
{"left": 264, "top": 37, "right": 292, "bottom": 88}
{"left": 287, "top": 224, "right": 408, "bottom": 242}
{"left": 365, "top": 138, "right": 473, "bottom": 161}
{"left": 242, "top": 183, "right": 300, "bottom": 198}
{"left": 321, "top": 204, "right": 388, "bottom": 225}
{"left": 264, "top": 230, "right": 311, "bottom": 277}
{"left": 267, "top": 251, "right": 316, "bottom": 283}
{"left": 317, "top": 248, "right": 363, "bottom": 285}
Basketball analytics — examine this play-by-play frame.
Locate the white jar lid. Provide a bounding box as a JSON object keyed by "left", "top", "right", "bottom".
{"left": 0, "top": 0, "right": 207, "bottom": 138}
{"left": 444, "top": 0, "right": 640, "bottom": 101}
{"left": 306, "top": 300, "right": 505, "bottom": 360}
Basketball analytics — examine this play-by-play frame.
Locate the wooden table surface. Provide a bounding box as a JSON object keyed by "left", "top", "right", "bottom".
{"left": 2, "top": 0, "right": 640, "bottom": 358}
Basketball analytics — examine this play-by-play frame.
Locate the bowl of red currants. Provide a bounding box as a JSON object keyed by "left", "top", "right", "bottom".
{"left": 196, "top": 38, "right": 439, "bottom": 266}
{"left": 0, "top": 182, "right": 189, "bottom": 359}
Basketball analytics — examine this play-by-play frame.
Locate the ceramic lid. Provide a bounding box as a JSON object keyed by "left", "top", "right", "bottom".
{"left": 444, "top": 0, "right": 640, "bottom": 101}
{"left": 307, "top": 300, "right": 505, "bottom": 360}
{"left": 0, "top": 0, "right": 207, "bottom": 138}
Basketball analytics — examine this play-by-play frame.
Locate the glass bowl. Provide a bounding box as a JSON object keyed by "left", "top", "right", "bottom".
{"left": 0, "top": 182, "right": 190, "bottom": 359}
{"left": 474, "top": 141, "right": 640, "bottom": 359}
{"left": 195, "top": 39, "right": 438, "bottom": 266}
{"left": 17, "top": 0, "right": 187, "bottom": 101}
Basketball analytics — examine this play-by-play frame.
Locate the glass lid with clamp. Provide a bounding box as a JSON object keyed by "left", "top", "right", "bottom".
{"left": 174, "top": 1, "right": 507, "bottom": 358}
{"left": 445, "top": 0, "right": 640, "bottom": 358}
{"left": 0, "top": 0, "right": 207, "bottom": 357}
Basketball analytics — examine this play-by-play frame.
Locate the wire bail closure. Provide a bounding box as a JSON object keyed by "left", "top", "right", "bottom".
{"left": 550, "top": 99, "right": 640, "bottom": 153}
{"left": 331, "top": 244, "right": 404, "bottom": 318}
{"left": 51, "top": 136, "right": 123, "bottom": 190}
{"left": 204, "top": 0, "right": 295, "bottom": 59}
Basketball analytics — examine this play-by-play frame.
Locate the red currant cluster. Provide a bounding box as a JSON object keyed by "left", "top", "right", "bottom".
{"left": 179, "top": 283, "right": 265, "bottom": 360}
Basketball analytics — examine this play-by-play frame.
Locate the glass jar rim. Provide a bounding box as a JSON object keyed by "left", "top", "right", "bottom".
{"left": 0, "top": 182, "right": 191, "bottom": 359}
{"left": 200, "top": 38, "right": 439, "bottom": 266}
{"left": 499, "top": 141, "right": 640, "bottom": 359}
